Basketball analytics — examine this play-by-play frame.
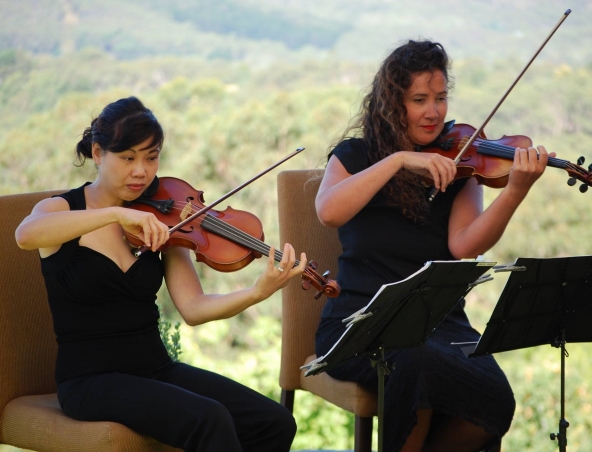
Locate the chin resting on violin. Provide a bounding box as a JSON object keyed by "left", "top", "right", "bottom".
{"left": 314, "top": 39, "right": 558, "bottom": 452}
{"left": 15, "top": 96, "right": 305, "bottom": 452}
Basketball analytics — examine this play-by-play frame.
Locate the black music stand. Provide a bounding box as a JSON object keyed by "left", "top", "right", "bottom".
{"left": 302, "top": 259, "right": 496, "bottom": 452}
{"left": 468, "top": 256, "right": 592, "bottom": 452}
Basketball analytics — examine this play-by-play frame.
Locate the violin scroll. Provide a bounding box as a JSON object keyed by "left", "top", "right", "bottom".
{"left": 300, "top": 260, "right": 341, "bottom": 299}
{"left": 565, "top": 156, "right": 592, "bottom": 193}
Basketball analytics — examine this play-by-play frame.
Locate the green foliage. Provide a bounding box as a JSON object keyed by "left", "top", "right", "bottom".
{"left": 158, "top": 304, "right": 182, "bottom": 362}
{"left": 2, "top": 6, "right": 592, "bottom": 452}
{"left": 3, "top": 45, "right": 592, "bottom": 450}
{"left": 2, "top": 1, "right": 592, "bottom": 65}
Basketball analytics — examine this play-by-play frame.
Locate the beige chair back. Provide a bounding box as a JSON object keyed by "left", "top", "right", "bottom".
{"left": 0, "top": 190, "right": 62, "bottom": 423}
{"left": 277, "top": 170, "right": 376, "bottom": 452}
{"left": 277, "top": 169, "right": 341, "bottom": 390}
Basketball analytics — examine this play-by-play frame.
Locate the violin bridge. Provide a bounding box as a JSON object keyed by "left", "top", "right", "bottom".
{"left": 459, "top": 136, "right": 470, "bottom": 150}
{"left": 180, "top": 202, "right": 193, "bottom": 221}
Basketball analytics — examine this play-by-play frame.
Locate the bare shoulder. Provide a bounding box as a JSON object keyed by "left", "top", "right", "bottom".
{"left": 15, "top": 195, "right": 72, "bottom": 254}
{"left": 30, "top": 196, "right": 70, "bottom": 216}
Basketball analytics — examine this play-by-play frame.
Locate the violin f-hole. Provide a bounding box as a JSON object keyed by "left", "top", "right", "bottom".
{"left": 168, "top": 225, "right": 194, "bottom": 234}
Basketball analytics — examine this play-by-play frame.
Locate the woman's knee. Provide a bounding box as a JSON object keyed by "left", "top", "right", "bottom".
{"left": 274, "top": 406, "right": 297, "bottom": 441}
{"left": 241, "top": 403, "right": 296, "bottom": 452}
{"left": 262, "top": 403, "right": 297, "bottom": 441}
{"left": 425, "top": 416, "right": 497, "bottom": 452}
{"left": 180, "top": 400, "right": 243, "bottom": 451}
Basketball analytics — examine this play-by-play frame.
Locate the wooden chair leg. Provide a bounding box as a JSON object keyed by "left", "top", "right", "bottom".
{"left": 280, "top": 389, "right": 295, "bottom": 413}
{"left": 354, "top": 415, "right": 373, "bottom": 452}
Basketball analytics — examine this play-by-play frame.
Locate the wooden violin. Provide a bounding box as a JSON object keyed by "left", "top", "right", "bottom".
{"left": 428, "top": 9, "right": 573, "bottom": 200}
{"left": 419, "top": 121, "right": 592, "bottom": 192}
{"left": 124, "top": 162, "right": 340, "bottom": 300}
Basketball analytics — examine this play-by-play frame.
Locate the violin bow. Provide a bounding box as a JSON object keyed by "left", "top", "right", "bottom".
{"left": 429, "top": 8, "right": 572, "bottom": 201}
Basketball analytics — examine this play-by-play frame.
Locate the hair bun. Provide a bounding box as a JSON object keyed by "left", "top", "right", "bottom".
{"left": 75, "top": 126, "right": 93, "bottom": 166}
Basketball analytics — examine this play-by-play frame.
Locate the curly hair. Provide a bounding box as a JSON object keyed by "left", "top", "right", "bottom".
{"left": 339, "top": 39, "right": 452, "bottom": 220}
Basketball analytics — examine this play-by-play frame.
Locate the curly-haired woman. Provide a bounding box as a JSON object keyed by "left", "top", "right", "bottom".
{"left": 314, "top": 40, "right": 553, "bottom": 452}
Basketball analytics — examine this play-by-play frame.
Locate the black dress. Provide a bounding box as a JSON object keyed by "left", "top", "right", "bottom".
{"left": 315, "top": 139, "right": 515, "bottom": 451}
{"left": 41, "top": 184, "right": 296, "bottom": 452}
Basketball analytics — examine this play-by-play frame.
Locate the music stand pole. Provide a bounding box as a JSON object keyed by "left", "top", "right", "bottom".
{"left": 370, "top": 346, "right": 391, "bottom": 452}
{"left": 550, "top": 328, "right": 569, "bottom": 451}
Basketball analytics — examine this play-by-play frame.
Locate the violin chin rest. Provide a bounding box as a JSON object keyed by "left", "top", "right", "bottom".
{"left": 142, "top": 176, "right": 160, "bottom": 198}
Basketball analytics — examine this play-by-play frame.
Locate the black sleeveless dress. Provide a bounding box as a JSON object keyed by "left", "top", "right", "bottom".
{"left": 40, "top": 185, "right": 297, "bottom": 452}
{"left": 40, "top": 183, "right": 171, "bottom": 384}
{"left": 315, "top": 139, "right": 515, "bottom": 451}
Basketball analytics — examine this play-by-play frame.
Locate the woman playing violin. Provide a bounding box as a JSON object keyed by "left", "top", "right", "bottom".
{"left": 315, "top": 40, "right": 554, "bottom": 452}
{"left": 15, "top": 96, "right": 306, "bottom": 452}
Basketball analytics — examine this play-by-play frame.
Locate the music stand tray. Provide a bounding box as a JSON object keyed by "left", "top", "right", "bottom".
{"left": 302, "top": 259, "right": 496, "bottom": 452}
{"left": 469, "top": 255, "right": 592, "bottom": 452}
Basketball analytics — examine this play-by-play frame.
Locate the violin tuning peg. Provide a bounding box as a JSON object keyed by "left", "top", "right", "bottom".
{"left": 578, "top": 156, "right": 586, "bottom": 165}
{"left": 567, "top": 177, "right": 577, "bottom": 186}
{"left": 580, "top": 184, "right": 589, "bottom": 193}
{"left": 322, "top": 270, "right": 331, "bottom": 279}
{"left": 588, "top": 163, "right": 592, "bottom": 172}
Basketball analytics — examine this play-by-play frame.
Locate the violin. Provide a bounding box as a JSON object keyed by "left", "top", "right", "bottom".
{"left": 124, "top": 176, "right": 341, "bottom": 299}
{"left": 426, "top": 9, "right": 573, "bottom": 201}
{"left": 419, "top": 121, "right": 592, "bottom": 192}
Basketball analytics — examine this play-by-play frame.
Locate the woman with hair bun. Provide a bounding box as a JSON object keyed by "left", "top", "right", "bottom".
{"left": 315, "top": 40, "right": 553, "bottom": 451}
{"left": 16, "top": 96, "right": 305, "bottom": 451}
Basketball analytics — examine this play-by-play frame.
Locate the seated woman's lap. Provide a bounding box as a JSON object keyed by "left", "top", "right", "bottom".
{"left": 57, "top": 362, "right": 295, "bottom": 452}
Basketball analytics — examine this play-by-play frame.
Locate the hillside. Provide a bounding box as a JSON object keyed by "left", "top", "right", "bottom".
{"left": 0, "top": 0, "right": 590, "bottom": 64}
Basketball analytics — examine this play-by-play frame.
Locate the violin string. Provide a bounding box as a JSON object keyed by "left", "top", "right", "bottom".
{"left": 203, "top": 215, "right": 303, "bottom": 267}
{"left": 163, "top": 202, "right": 301, "bottom": 266}
{"left": 143, "top": 201, "right": 320, "bottom": 280}
{"left": 139, "top": 199, "right": 327, "bottom": 287}
{"left": 157, "top": 204, "right": 321, "bottom": 282}
{"left": 564, "top": 162, "right": 588, "bottom": 178}
{"left": 478, "top": 141, "right": 569, "bottom": 168}
{"left": 444, "top": 137, "right": 569, "bottom": 168}
{"left": 155, "top": 201, "right": 274, "bottom": 255}
{"left": 201, "top": 214, "right": 276, "bottom": 256}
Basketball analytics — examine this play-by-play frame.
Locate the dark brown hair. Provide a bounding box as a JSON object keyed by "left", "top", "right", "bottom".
{"left": 75, "top": 96, "right": 164, "bottom": 166}
{"left": 340, "top": 39, "right": 452, "bottom": 220}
